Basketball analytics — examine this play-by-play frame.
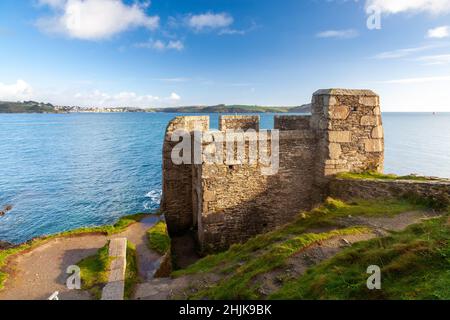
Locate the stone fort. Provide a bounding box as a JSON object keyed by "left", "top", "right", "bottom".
{"left": 161, "top": 89, "right": 384, "bottom": 252}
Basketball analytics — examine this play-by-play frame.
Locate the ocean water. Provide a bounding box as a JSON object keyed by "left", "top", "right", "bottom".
{"left": 0, "top": 112, "right": 449, "bottom": 243}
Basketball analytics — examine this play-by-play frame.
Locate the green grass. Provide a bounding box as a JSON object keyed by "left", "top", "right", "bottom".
{"left": 78, "top": 244, "right": 111, "bottom": 299}
{"left": 77, "top": 240, "right": 140, "bottom": 300}
{"left": 187, "top": 227, "right": 370, "bottom": 300}
{"left": 124, "top": 241, "right": 139, "bottom": 299}
{"left": 147, "top": 221, "right": 171, "bottom": 255}
{"left": 172, "top": 197, "right": 429, "bottom": 299}
{"left": 270, "top": 214, "right": 450, "bottom": 300}
{"left": 336, "top": 171, "right": 441, "bottom": 181}
{"left": 0, "top": 213, "right": 148, "bottom": 290}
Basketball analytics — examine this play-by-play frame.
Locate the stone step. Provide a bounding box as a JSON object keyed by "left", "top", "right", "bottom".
{"left": 101, "top": 238, "right": 127, "bottom": 300}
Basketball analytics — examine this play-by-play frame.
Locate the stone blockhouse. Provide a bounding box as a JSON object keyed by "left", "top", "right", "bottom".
{"left": 161, "top": 89, "right": 384, "bottom": 252}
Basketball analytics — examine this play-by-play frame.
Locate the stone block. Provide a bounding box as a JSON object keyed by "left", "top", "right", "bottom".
{"left": 328, "top": 143, "right": 342, "bottom": 159}
{"left": 109, "top": 238, "right": 127, "bottom": 258}
{"left": 360, "top": 115, "right": 378, "bottom": 126}
{"left": 373, "top": 106, "right": 381, "bottom": 115}
{"left": 364, "top": 139, "right": 383, "bottom": 152}
{"left": 109, "top": 266, "right": 126, "bottom": 282}
{"left": 203, "top": 190, "right": 216, "bottom": 202}
{"left": 101, "top": 238, "right": 127, "bottom": 301}
{"left": 371, "top": 126, "right": 383, "bottom": 139}
{"left": 324, "top": 96, "right": 337, "bottom": 106}
{"left": 329, "top": 105, "right": 350, "bottom": 120}
{"left": 329, "top": 131, "right": 352, "bottom": 143}
{"left": 359, "top": 96, "right": 378, "bottom": 107}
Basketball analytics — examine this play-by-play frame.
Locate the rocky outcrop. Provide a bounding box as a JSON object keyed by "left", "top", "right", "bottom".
{"left": 0, "top": 204, "right": 13, "bottom": 217}
{"left": 0, "top": 241, "right": 14, "bottom": 249}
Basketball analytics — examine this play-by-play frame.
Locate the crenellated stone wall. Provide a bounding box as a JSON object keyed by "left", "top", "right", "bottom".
{"left": 161, "top": 89, "right": 386, "bottom": 252}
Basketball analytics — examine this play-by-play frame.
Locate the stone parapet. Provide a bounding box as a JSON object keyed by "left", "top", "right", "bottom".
{"left": 330, "top": 178, "right": 450, "bottom": 202}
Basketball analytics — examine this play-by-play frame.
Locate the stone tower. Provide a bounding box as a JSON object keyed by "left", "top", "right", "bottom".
{"left": 161, "top": 89, "right": 384, "bottom": 252}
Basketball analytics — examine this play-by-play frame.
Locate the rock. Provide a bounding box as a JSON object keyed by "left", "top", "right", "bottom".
{"left": 0, "top": 204, "right": 13, "bottom": 217}
{"left": 0, "top": 241, "right": 14, "bottom": 249}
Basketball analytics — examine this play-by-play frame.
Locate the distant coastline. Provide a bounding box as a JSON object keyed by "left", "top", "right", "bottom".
{"left": 0, "top": 101, "right": 311, "bottom": 114}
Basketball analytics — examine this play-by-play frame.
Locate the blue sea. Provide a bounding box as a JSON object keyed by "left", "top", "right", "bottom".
{"left": 1, "top": 112, "right": 450, "bottom": 243}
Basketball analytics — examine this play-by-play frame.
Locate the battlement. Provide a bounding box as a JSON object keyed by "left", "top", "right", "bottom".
{"left": 219, "top": 115, "right": 260, "bottom": 131}
{"left": 161, "top": 89, "right": 384, "bottom": 252}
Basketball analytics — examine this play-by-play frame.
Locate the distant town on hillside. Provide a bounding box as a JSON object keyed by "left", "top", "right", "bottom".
{"left": 0, "top": 100, "right": 311, "bottom": 114}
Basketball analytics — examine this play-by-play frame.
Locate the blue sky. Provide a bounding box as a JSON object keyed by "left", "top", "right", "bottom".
{"left": 0, "top": 0, "right": 450, "bottom": 111}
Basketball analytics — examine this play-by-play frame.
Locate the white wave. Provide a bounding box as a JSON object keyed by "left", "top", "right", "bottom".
{"left": 143, "top": 189, "right": 162, "bottom": 210}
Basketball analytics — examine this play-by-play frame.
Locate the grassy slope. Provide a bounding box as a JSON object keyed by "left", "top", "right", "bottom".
{"left": 147, "top": 220, "right": 171, "bottom": 255}
{"left": 173, "top": 198, "right": 428, "bottom": 299}
{"left": 271, "top": 214, "right": 450, "bottom": 300}
{"left": 0, "top": 213, "right": 148, "bottom": 290}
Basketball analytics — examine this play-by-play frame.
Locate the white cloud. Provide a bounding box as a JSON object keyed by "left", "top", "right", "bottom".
{"left": 0, "top": 80, "right": 34, "bottom": 101}
{"left": 316, "top": 29, "right": 359, "bottom": 39}
{"left": 379, "top": 75, "right": 450, "bottom": 84}
{"left": 37, "top": 0, "right": 159, "bottom": 40}
{"left": 372, "top": 44, "right": 441, "bottom": 59}
{"left": 0, "top": 79, "right": 181, "bottom": 107}
{"left": 366, "top": 0, "right": 450, "bottom": 15}
{"left": 70, "top": 89, "right": 181, "bottom": 107}
{"left": 187, "top": 12, "right": 233, "bottom": 31}
{"left": 218, "top": 21, "right": 259, "bottom": 36}
{"left": 416, "top": 54, "right": 450, "bottom": 64}
{"left": 427, "top": 26, "right": 450, "bottom": 38}
{"left": 169, "top": 92, "right": 181, "bottom": 101}
{"left": 135, "top": 39, "right": 184, "bottom": 51}
{"left": 166, "top": 40, "right": 184, "bottom": 51}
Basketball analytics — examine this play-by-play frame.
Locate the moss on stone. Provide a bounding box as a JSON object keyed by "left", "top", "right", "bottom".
{"left": 336, "top": 171, "right": 442, "bottom": 182}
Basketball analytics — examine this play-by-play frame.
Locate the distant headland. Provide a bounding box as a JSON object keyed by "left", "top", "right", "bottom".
{"left": 0, "top": 101, "right": 311, "bottom": 114}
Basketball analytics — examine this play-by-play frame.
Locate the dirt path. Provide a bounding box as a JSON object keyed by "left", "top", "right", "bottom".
{"left": 115, "top": 215, "right": 162, "bottom": 281}
{"left": 0, "top": 215, "right": 161, "bottom": 300}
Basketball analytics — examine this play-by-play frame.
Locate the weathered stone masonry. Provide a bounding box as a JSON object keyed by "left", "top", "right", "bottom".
{"left": 161, "top": 89, "right": 385, "bottom": 252}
